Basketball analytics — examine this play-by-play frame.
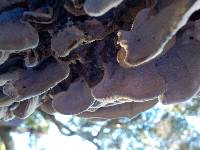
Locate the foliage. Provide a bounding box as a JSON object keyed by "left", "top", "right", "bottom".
{"left": 0, "top": 98, "right": 200, "bottom": 150}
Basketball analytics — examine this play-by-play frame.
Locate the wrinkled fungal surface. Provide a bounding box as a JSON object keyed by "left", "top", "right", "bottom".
{"left": 0, "top": 0, "right": 199, "bottom": 120}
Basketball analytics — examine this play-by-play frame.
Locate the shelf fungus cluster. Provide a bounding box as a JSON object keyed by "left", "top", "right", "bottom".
{"left": 0, "top": 0, "right": 200, "bottom": 120}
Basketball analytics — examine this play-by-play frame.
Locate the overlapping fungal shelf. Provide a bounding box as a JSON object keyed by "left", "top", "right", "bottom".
{"left": 0, "top": 0, "right": 200, "bottom": 120}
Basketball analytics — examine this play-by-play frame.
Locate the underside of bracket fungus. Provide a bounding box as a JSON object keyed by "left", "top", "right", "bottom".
{"left": 79, "top": 99, "right": 158, "bottom": 119}
{"left": 157, "top": 20, "right": 200, "bottom": 104}
{"left": 118, "top": 0, "right": 200, "bottom": 67}
{"left": 51, "top": 26, "right": 85, "bottom": 57}
{"left": 40, "top": 96, "right": 56, "bottom": 115}
{"left": 3, "top": 58, "right": 70, "bottom": 101}
{"left": 0, "top": 8, "right": 39, "bottom": 52}
{"left": 92, "top": 62, "right": 166, "bottom": 102}
{"left": 0, "top": 0, "right": 199, "bottom": 121}
{"left": 0, "top": 0, "right": 25, "bottom": 11}
{"left": 52, "top": 78, "right": 94, "bottom": 115}
{"left": 13, "top": 96, "right": 40, "bottom": 119}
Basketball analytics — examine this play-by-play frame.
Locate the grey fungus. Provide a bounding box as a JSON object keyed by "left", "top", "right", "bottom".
{"left": 92, "top": 63, "right": 166, "bottom": 103}
{"left": 13, "top": 96, "right": 40, "bottom": 119}
{"left": 0, "top": 21, "right": 39, "bottom": 52}
{"left": 0, "top": 0, "right": 199, "bottom": 120}
{"left": 79, "top": 99, "right": 158, "bottom": 119}
{"left": 3, "top": 59, "right": 70, "bottom": 101}
{"left": 112, "top": 18, "right": 200, "bottom": 105}
{"left": 0, "top": 0, "right": 25, "bottom": 11}
{"left": 40, "top": 97, "right": 56, "bottom": 115}
{"left": 118, "top": 0, "right": 200, "bottom": 67}
{"left": 0, "top": 107, "right": 8, "bottom": 119}
{"left": 64, "top": 0, "right": 86, "bottom": 16}
{"left": 52, "top": 78, "right": 94, "bottom": 115}
{"left": 51, "top": 19, "right": 105, "bottom": 57}
{"left": 51, "top": 26, "right": 85, "bottom": 57}
{"left": 24, "top": 49, "right": 40, "bottom": 68}
{"left": 23, "top": 6, "right": 54, "bottom": 24}
{"left": 0, "top": 91, "right": 14, "bottom": 107}
{"left": 80, "top": 19, "right": 105, "bottom": 41}
{"left": 0, "top": 8, "right": 39, "bottom": 52}
{"left": 0, "top": 52, "right": 11, "bottom": 65}
{"left": 155, "top": 48, "right": 195, "bottom": 104}
{"left": 83, "top": 0, "right": 124, "bottom": 17}
{"left": 157, "top": 24, "right": 200, "bottom": 104}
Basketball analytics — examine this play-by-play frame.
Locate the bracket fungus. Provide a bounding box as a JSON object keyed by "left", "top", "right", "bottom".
{"left": 157, "top": 21, "right": 200, "bottom": 104}
{"left": 0, "top": 91, "right": 14, "bottom": 107}
{"left": 40, "top": 96, "right": 56, "bottom": 115}
{"left": 51, "top": 19, "right": 105, "bottom": 57}
{"left": 51, "top": 26, "right": 85, "bottom": 57}
{"left": 0, "top": 0, "right": 25, "bottom": 11}
{"left": 83, "top": 0, "right": 124, "bottom": 17}
{"left": 3, "top": 58, "right": 70, "bottom": 101}
{"left": 52, "top": 78, "right": 94, "bottom": 115}
{"left": 0, "top": 0, "right": 199, "bottom": 120}
{"left": 0, "top": 8, "right": 39, "bottom": 52}
{"left": 0, "top": 21, "right": 39, "bottom": 52}
{"left": 118, "top": 0, "right": 200, "bottom": 67}
{"left": 92, "top": 62, "right": 166, "bottom": 102}
{"left": 0, "top": 107, "right": 8, "bottom": 119}
{"left": 64, "top": 0, "right": 86, "bottom": 16}
{"left": 23, "top": 6, "right": 54, "bottom": 24}
{"left": 79, "top": 99, "right": 158, "bottom": 119}
{"left": 13, "top": 96, "right": 40, "bottom": 119}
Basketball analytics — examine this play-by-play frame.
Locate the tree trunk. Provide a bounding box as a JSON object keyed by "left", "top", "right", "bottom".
{"left": 0, "top": 127, "right": 14, "bottom": 150}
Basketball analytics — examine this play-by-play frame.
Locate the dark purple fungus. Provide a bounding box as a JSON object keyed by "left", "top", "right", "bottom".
{"left": 64, "top": 0, "right": 86, "bottom": 16}
{"left": 0, "top": 107, "right": 8, "bottom": 119}
{"left": 92, "top": 62, "right": 166, "bottom": 103}
{"left": 53, "top": 78, "right": 94, "bottom": 115}
{"left": 157, "top": 21, "right": 200, "bottom": 104}
{"left": 0, "top": 8, "right": 39, "bottom": 52}
{"left": 0, "top": 90, "right": 14, "bottom": 107}
{"left": 83, "top": 0, "right": 124, "bottom": 17}
{"left": 79, "top": 99, "right": 158, "bottom": 119}
{"left": 51, "top": 26, "right": 85, "bottom": 57}
{"left": 118, "top": 0, "right": 200, "bottom": 67}
{"left": 0, "top": 0, "right": 25, "bottom": 11}
{"left": 13, "top": 96, "right": 40, "bottom": 119}
{"left": 40, "top": 96, "right": 56, "bottom": 115}
{"left": 3, "top": 58, "right": 70, "bottom": 101}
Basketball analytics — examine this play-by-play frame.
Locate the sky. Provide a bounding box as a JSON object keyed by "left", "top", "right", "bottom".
{"left": 11, "top": 113, "right": 97, "bottom": 150}
{"left": 11, "top": 123, "right": 97, "bottom": 150}
{"left": 10, "top": 106, "right": 200, "bottom": 150}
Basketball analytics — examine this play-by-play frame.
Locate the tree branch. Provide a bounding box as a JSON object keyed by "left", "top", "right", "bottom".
{"left": 40, "top": 111, "right": 101, "bottom": 149}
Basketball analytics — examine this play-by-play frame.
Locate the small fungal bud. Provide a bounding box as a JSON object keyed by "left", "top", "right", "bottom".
{"left": 24, "top": 49, "right": 40, "bottom": 68}
{"left": 40, "top": 97, "right": 56, "bottom": 115}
